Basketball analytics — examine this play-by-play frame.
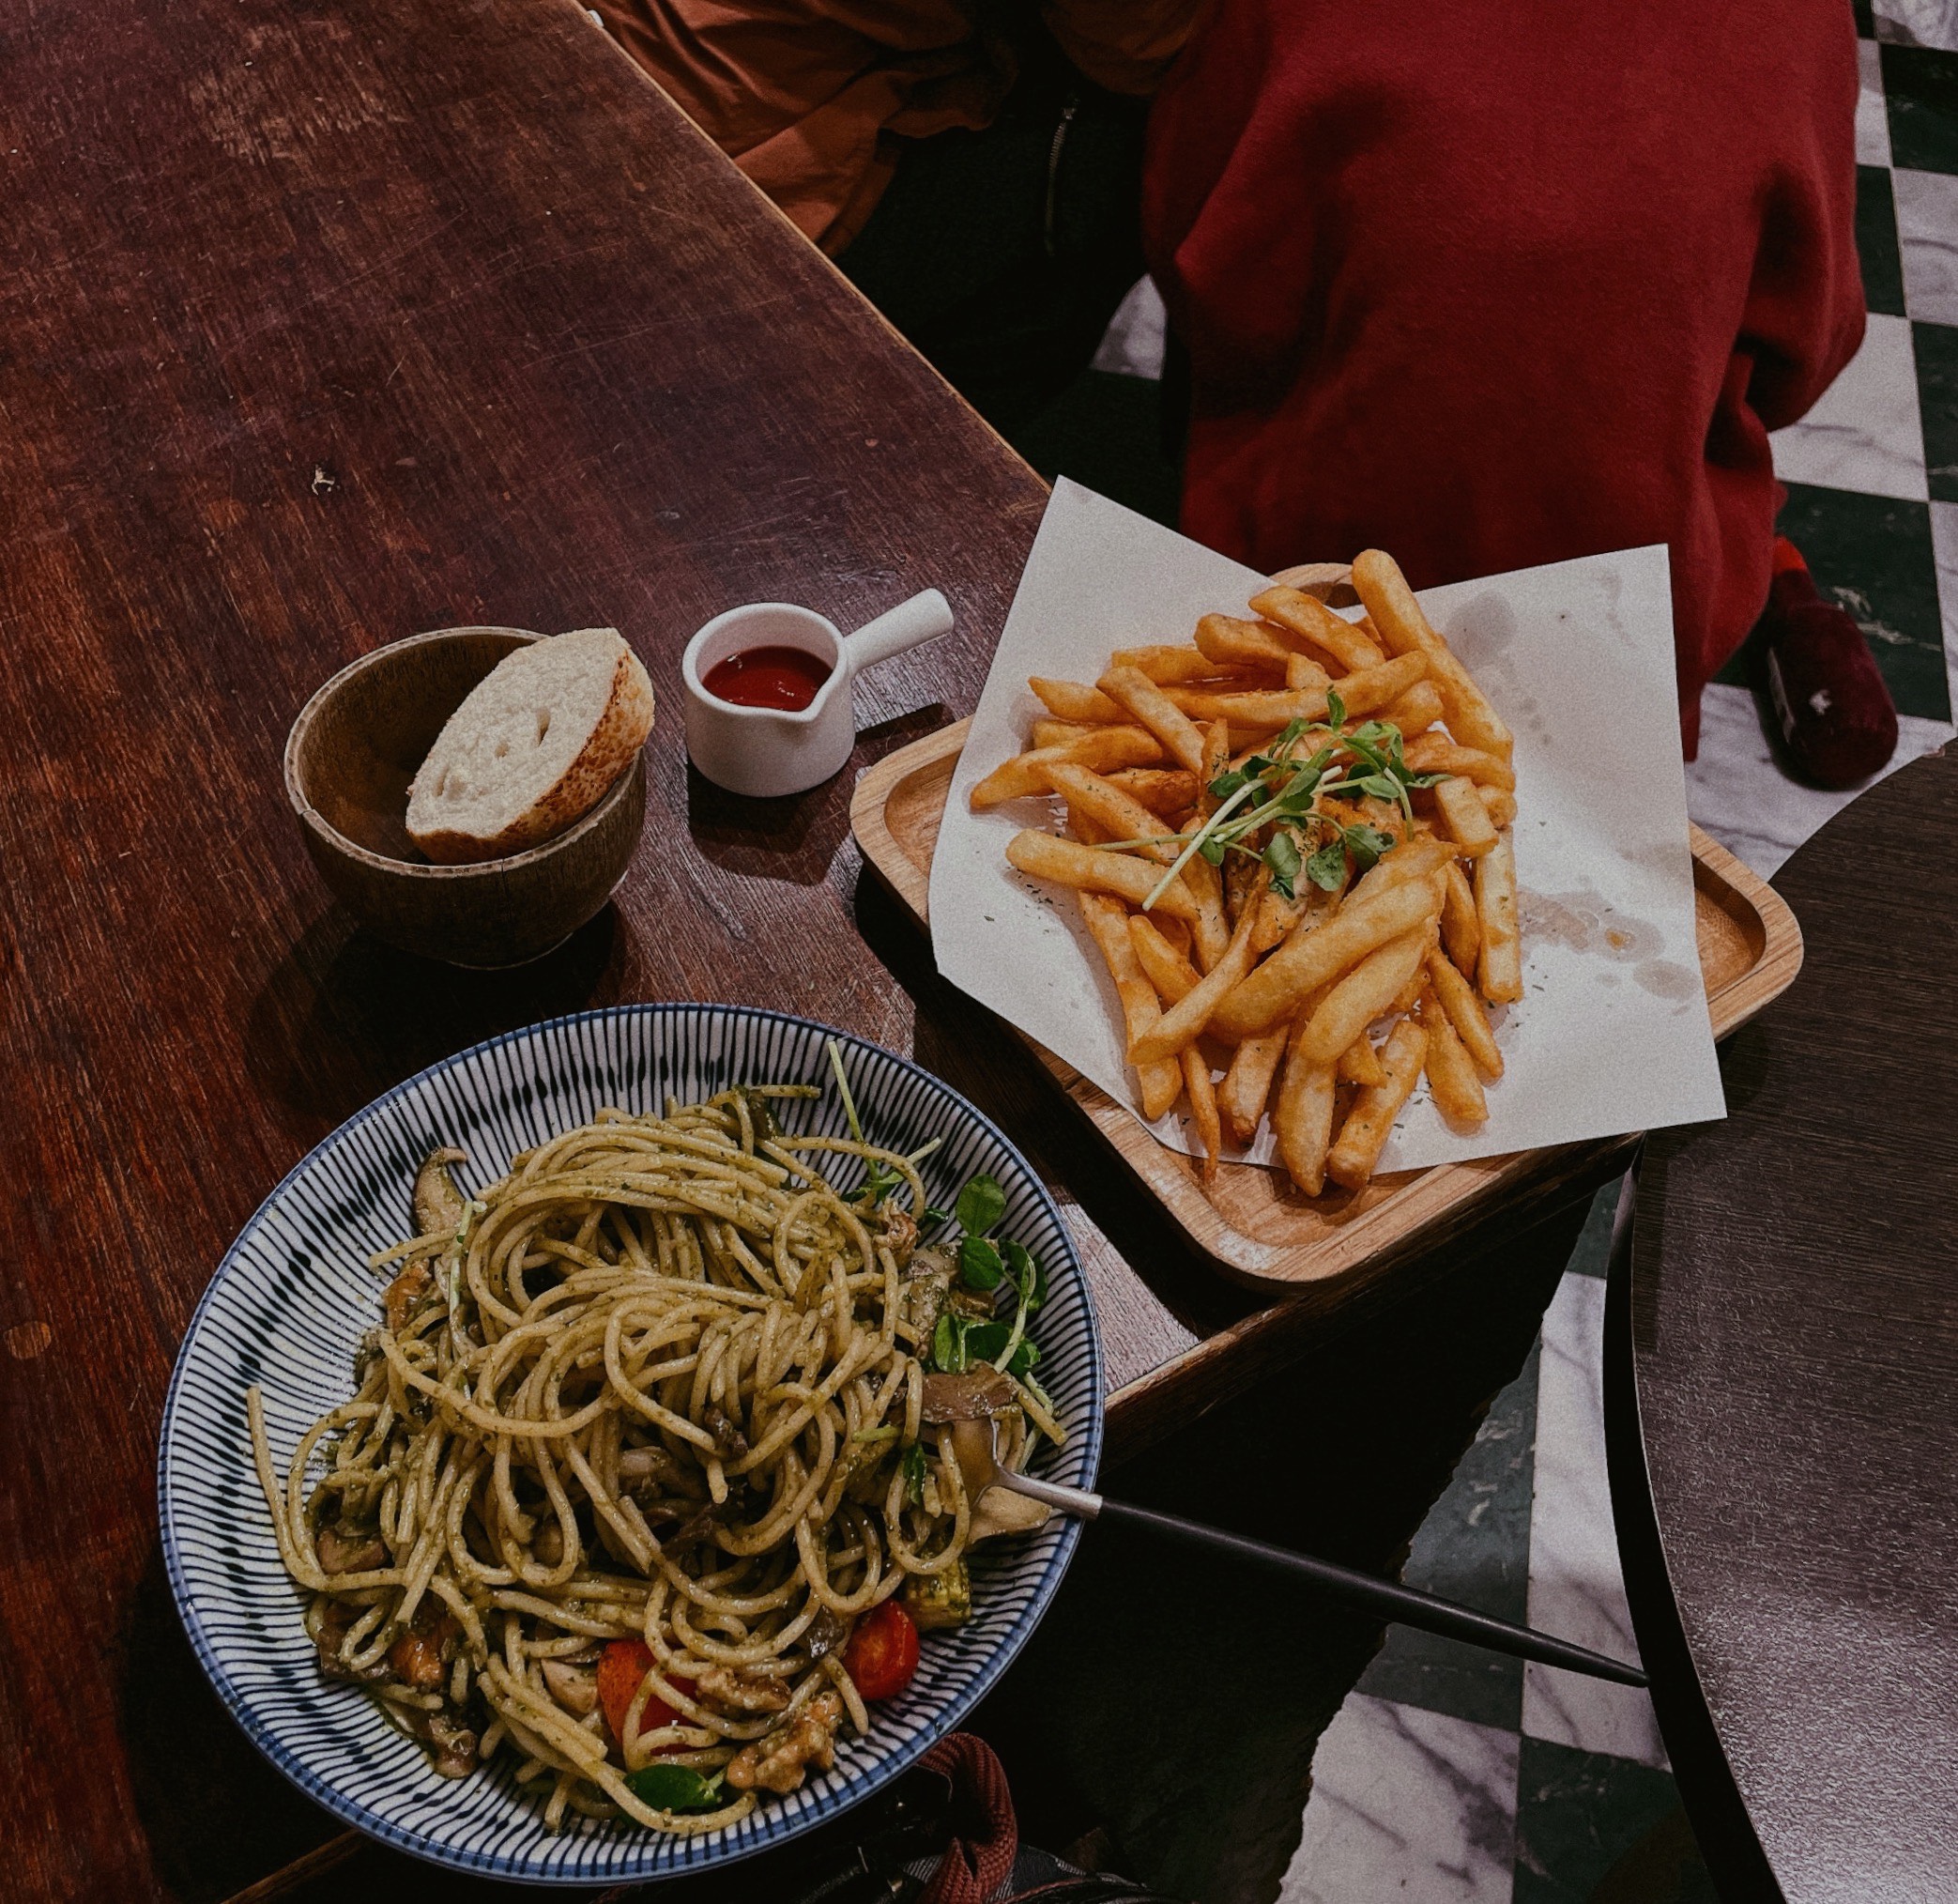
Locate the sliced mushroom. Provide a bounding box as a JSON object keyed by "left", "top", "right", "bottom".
{"left": 541, "top": 1658, "right": 599, "bottom": 1716}
{"left": 969, "top": 1484, "right": 1053, "bottom": 1543}
{"left": 412, "top": 1146, "right": 469, "bottom": 1239}
{"left": 920, "top": 1367, "right": 1018, "bottom": 1425}
{"left": 701, "top": 1404, "right": 749, "bottom": 1462}
{"left": 382, "top": 1258, "right": 432, "bottom": 1335}
{"left": 426, "top": 1712, "right": 479, "bottom": 1778}
{"left": 315, "top": 1523, "right": 389, "bottom": 1575}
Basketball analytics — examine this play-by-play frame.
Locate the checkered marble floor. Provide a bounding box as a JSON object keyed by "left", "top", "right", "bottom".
{"left": 1059, "top": 5, "right": 1958, "bottom": 1896}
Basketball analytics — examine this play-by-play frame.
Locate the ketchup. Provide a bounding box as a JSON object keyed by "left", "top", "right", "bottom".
{"left": 702, "top": 646, "right": 832, "bottom": 712}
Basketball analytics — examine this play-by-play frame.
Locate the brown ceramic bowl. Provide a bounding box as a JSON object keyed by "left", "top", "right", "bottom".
{"left": 284, "top": 626, "right": 647, "bottom": 967}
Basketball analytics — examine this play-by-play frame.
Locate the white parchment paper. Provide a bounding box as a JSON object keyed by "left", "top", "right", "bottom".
{"left": 927, "top": 480, "right": 1726, "bottom": 1171}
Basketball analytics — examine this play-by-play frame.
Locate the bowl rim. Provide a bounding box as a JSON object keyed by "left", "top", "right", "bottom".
{"left": 283, "top": 626, "right": 642, "bottom": 879}
{"left": 156, "top": 1003, "right": 1105, "bottom": 1884}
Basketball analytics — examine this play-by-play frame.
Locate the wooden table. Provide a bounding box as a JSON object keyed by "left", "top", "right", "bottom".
{"left": 1614, "top": 749, "right": 1958, "bottom": 1903}
{"left": 0, "top": 2, "right": 1615, "bottom": 1896}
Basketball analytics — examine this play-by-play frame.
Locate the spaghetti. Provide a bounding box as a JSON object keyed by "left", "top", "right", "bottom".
{"left": 249, "top": 1083, "right": 1061, "bottom": 1834}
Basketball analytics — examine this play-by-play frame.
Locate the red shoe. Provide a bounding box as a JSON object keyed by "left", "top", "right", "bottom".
{"left": 1752, "top": 538, "right": 1899, "bottom": 790}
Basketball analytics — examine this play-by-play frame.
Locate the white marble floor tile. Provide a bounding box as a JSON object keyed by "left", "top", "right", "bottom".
{"left": 1686, "top": 683, "right": 1953, "bottom": 876}
{"left": 1281, "top": 1695, "right": 1519, "bottom": 1904}
{"left": 1876, "top": 0, "right": 1958, "bottom": 50}
{"left": 1859, "top": 38, "right": 1893, "bottom": 168}
{"left": 1521, "top": 1272, "right": 1669, "bottom": 1773}
{"left": 1092, "top": 276, "right": 1168, "bottom": 382}
{"left": 1927, "top": 502, "right": 1958, "bottom": 699}
{"left": 1896, "top": 169, "right": 1958, "bottom": 328}
{"left": 1769, "top": 313, "right": 1927, "bottom": 503}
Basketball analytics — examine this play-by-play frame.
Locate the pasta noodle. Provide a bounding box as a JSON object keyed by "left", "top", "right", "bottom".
{"left": 249, "top": 1083, "right": 1060, "bottom": 1833}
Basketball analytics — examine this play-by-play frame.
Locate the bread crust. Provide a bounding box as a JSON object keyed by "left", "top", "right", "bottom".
{"left": 411, "top": 640, "right": 655, "bottom": 865}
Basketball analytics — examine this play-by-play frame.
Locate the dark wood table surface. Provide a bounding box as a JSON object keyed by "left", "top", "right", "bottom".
{"left": 0, "top": 2, "right": 1617, "bottom": 1897}
{"left": 1614, "top": 748, "right": 1958, "bottom": 1904}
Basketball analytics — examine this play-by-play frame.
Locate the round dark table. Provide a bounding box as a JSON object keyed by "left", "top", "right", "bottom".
{"left": 1609, "top": 748, "right": 1958, "bottom": 1902}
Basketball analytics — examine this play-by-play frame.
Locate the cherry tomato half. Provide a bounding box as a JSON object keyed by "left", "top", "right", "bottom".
{"left": 597, "top": 1637, "right": 693, "bottom": 1752}
{"left": 842, "top": 1600, "right": 921, "bottom": 1701}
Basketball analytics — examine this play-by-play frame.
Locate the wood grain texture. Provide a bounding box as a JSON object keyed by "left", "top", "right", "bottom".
{"left": 0, "top": 1, "right": 1058, "bottom": 1896}
{"left": 1629, "top": 748, "right": 1958, "bottom": 1902}
{"left": 849, "top": 717, "right": 1801, "bottom": 1290}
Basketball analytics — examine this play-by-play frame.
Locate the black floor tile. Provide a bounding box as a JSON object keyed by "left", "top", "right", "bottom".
{"left": 1855, "top": 0, "right": 1874, "bottom": 35}
{"left": 1355, "top": 1339, "right": 1538, "bottom": 1731}
{"left": 1914, "top": 316, "right": 1958, "bottom": 500}
{"left": 1776, "top": 482, "right": 1950, "bottom": 719}
{"left": 1009, "top": 369, "right": 1181, "bottom": 528}
{"left": 1859, "top": 165, "right": 1908, "bottom": 317}
{"left": 1513, "top": 1739, "right": 1717, "bottom": 1904}
{"left": 1883, "top": 44, "right": 1958, "bottom": 174}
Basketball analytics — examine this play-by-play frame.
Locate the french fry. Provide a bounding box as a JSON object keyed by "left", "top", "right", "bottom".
{"left": 1030, "top": 678, "right": 1124, "bottom": 724}
{"left": 1129, "top": 913, "right": 1203, "bottom": 1003}
{"left": 1253, "top": 885, "right": 1306, "bottom": 955}
{"left": 1181, "top": 1046, "right": 1222, "bottom": 1181}
{"left": 1130, "top": 904, "right": 1261, "bottom": 1066}
{"left": 1098, "top": 665, "right": 1209, "bottom": 774}
{"left": 1199, "top": 719, "right": 1231, "bottom": 816}
{"left": 1031, "top": 718, "right": 1096, "bottom": 750}
{"left": 1402, "top": 735, "right": 1516, "bottom": 791}
{"left": 1006, "top": 830, "right": 1202, "bottom": 921}
{"left": 1078, "top": 893, "right": 1183, "bottom": 1120}
{"left": 1105, "top": 767, "right": 1199, "bottom": 816}
{"left": 1326, "top": 1019, "right": 1428, "bottom": 1190}
{"left": 1184, "top": 851, "right": 1232, "bottom": 972}
{"left": 1220, "top": 1022, "right": 1290, "bottom": 1144}
{"left": 1329, "top": 651, "right": 1427, "bottom": 716}
{"left": 1431, "top": 774, "right": 1498, "bottom": 857}
{"left": 1475, "top": 832, "right": 1523, "bottom": 1003}
{"left": 1425, "top": 945, "right": 1504, "bottom": 1080}
{"left": 1387, "top": 935, "right": 1434, "bottom": 1017}
{"left": 1195, "top": 613, "right": 1294, "bottom": 673}
{"left": 1166, "top": 685, "right": 1330, "bottom": 729}
{"left": 1441, "top": 859, "right": 1481, "bottom": 976}
{"left": 1046, "top": 762, "right": 1184, "bottom": 865}
{"left": 1338, "top": 1036, "right": 1386, "bottom": 1087}
{"left": 1286, "top": 652, "right": 1333, "bottom": 692}
{"left": 969, "top": 727, "right": 1162, "bottom": 808}
{"left": 1111, "top": 646, "right": 1261, "bottom": 685}
{"left": 1346, "top": 836, "right": 1456, "bottom": 905}
{"left": 1212, "top": 876, "right": 1440, "bottom": 1039}
{"left": 1249, "top": 585, "right": 1388, "bottom": 672}
{"left": 1350, "top": 549, "right": 1514, "bottom": 760}
{"left": 1418, "top": 986, "right": 1489, "bottom": 1125}
{"left": 1379, "top": 680, "right": 1445, "bottom": 735}
{"left": 1275, "top": 1017, "right": 1338, "bottom": 1195}
{"left": 1296, "top": 925, "right": 1433, "bottom": 1065}
{"left": 1479, "top": 786, "right": 1518, "bottom": 829}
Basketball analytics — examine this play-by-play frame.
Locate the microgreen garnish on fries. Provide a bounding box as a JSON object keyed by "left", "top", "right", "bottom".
{"left": 975, "top": 549, "right": 1523, "bottom": 1196}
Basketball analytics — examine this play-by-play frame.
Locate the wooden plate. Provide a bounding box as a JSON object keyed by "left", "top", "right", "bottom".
{"left": 849, "top": 717, "right": 1801, "bottom": 1293}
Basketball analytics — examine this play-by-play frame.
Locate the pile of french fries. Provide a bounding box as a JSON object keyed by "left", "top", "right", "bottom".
{"left": 971, "top": 549, "right": 1522, "bottom": 1196}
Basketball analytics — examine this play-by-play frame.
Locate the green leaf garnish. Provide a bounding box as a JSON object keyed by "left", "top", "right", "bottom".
{"left": 1263, "top": 830, "right": 1302, "bottom": 900}
{"left": 931, "top": 1311, "right": 965, "bottom": 1373}
{"left": 958, "top": 1235, "right": 1004, "bottom": 1291}
{"left": 1325, "top": 688, "right": 1346, "bottom": 729}
{"left": 902, "top": 1440, "right": 928, "bottom": 1505}
{"left": 1305, "top": 835, "right": 1350, "bottom": 892}
{"left": 1003, "top": 1239, "right": 1047, "bottom": 1310}
{"left": 954, "top": 1175, "right": 1005, "bottom": 1238}
{"left": 626, "top": 1763, "right": 725, "bottom": 1813}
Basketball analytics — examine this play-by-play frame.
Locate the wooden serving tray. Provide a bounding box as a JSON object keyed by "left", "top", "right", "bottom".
{"left": 849, "top": 717, "right": 1803, "bottom": 1293}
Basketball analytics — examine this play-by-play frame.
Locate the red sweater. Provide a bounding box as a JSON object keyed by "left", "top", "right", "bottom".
{"left": 1143, "top": 0, "right": 1866, "bottom": 752}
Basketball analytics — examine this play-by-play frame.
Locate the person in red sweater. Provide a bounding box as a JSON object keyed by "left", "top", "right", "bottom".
{"left": 1144, "top": 0, "right": 1898, "bottom": 784}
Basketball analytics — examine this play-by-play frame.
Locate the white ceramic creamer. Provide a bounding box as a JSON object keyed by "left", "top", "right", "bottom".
{"left": 681, "top": 590, "right": 953, "bottom": 798}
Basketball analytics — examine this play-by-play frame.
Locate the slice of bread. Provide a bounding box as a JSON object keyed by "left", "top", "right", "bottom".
{"left": 406, "top": 628, "right": 654, "bottom": 864}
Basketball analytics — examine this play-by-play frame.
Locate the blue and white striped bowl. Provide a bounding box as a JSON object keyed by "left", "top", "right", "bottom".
{"left": 159, "top": 1005, "right": 1103, "bottom": 1884}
